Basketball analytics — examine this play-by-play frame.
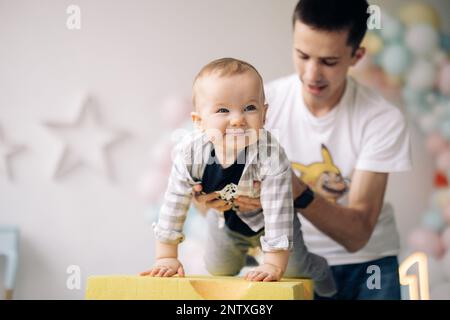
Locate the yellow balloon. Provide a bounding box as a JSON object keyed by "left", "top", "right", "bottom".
{"left": 362, "top": 32, "right": 384, "bottom": 55}
{"left": 398, "top": 2, "right": 441, "bottom": 30}
{"left": 386, "top": 74, "right": 404, "bottom": 87}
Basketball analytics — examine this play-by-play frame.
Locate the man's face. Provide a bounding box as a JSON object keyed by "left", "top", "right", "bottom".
{"left": 292, "top": 20, "right": 364, "bottom": 108}
{"left": 192, "top": 71, "right": 267, "bottom": 152}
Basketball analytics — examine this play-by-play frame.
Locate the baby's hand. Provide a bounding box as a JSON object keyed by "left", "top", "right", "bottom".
{"left": 140, "top": 258, "right": 185, "bottom": 277}
{"left": 244, "top": 263, "right": 283, "bottom": 282}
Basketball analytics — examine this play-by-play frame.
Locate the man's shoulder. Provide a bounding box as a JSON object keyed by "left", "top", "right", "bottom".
{"left": 351, "top": 78, "right": 405, "bottom": 123}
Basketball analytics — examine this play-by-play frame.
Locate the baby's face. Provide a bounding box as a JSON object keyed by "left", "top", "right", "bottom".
{"left": 192, "top": 71, "right": 267, "bottom": 152}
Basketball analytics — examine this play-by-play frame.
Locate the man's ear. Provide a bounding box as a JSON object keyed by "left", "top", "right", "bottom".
{"left": 191, "top": 111, "right": 203, "bottom": 130}
{"left": 262, "top": 103, "right": 269, "bottom": 125}
{"left": 350, "top": 47, "right": 366, "bottom": 67}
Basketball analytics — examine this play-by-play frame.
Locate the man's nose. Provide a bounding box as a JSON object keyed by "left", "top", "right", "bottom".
{"left": 304, "top": 61, "right": 322, "bottom": 83}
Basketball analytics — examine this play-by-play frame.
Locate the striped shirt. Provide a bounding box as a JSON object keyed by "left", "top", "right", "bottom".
{"left": 153, "top": 129, "right": 294, "bottom": 252}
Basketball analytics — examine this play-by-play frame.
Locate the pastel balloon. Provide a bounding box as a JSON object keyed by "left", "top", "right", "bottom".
{"left": 426, "top": 132, "right": 449, "bottom": 155}
{"left": 380, "top": 44, "right": 411, "bottom": 76}
{"left": 437, "top": 150, "right": 450, "bottom": 171}
{"left": 408, "top": 227, "right": 445, "bottom": 258}
{"left": 440, "top": 33, "right": 450, "bottom": 52}
{"left": 402, "top": 87, "right": 427, "bottom": 110}
{"left": 405, "top": 24, "right": 439, "bottom": 57}
{"left": 438, "top": 63, "right": 450, "bottom": 96}
{"left": 380, "top": 14, "right": 404, "bottom": 41}
{"left": 442, "top": 252, "right": 450, "bottom": 280}
{"left": 362, "top": 32, "right": 384, "bottom": 55}
{"left": 431, "top": 189, "right": 450, "bottom": 208}
{"left": 443, "top": 203, "right": 450, "bottom": 224}
{"left": 440, "top": 120, "right": 450, "bottom": 140}
{"left": 418, "top": 113, "right": 438, "bottom": 133}
{"left": 406, "top": 59, "right": 436, "bottom": 91}
{"left": 442, "top": 227, "right": 450, "bottom": 250}
{"left": 433, "top": 50, "right": 448, "bottom": 68}
{"left": 422, "top": 210, "right": 447, "bottom": 232}
{"left": 398, "top": 2, "right": 441, "bottom": 30}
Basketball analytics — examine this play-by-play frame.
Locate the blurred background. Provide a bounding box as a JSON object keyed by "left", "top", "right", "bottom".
{"left": 1, "top": 0, "right": 450, "bottom": 299}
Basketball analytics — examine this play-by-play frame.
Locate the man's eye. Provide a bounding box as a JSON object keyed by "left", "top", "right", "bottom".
{"left": 244, "top": 105, "right": 257, "bottom": 111}
{"left": 323, "top": 61, "right": 338, "bottom": 66}
{"left": 217, "top": 108, "right": 229, "bottom": 113}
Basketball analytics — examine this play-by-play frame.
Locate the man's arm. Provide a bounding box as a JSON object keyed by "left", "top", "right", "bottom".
{"left": 293, "top": 169, "right": 388, "bottom": 252}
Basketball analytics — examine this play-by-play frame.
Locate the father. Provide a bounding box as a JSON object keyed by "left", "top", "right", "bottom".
{"left": 193, "top": 0, "right": 411, "bottom": 299}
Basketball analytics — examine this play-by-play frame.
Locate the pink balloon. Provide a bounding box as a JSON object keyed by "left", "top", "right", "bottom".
{"left": 442, "top": 227, "right": 450, "bottom": 251}
{"left": 408, "top": 227, "right": 445, "bottom": 259}
{"left": 443, "top": 204, "right": 450, "bottom": 224}
{"left": 438, "top": 63, "right": 450, "bottom": 96}
{"left": 442, "top": 252, "right": 450, "bottom": 280}
{"left": 426, "top": 132, "right": 450, "bottom": 156}
{"left": 437, "top": 150, "right": 450, "bottom": 171}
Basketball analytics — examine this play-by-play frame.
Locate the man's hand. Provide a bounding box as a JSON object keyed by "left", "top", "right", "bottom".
{"left": 244, "top": 263, "right": 283, "bottom": 282}
{"left": 140, "top": 258, "right": 185, "bottom": 277}
{"left": 192, "top": 184, "right": 232, "bottom": 213}
{"left": 234, "top": 181, "right": 262, "bottom": 212}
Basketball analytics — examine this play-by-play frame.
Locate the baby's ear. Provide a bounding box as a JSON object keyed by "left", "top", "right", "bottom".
{"left": 191, "top": 112, "right": 203, "bottom": 130}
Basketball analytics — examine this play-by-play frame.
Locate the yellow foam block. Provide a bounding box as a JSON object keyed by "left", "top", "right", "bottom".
{"left": 86, "top": 275, "right": 314, "bottom": 300}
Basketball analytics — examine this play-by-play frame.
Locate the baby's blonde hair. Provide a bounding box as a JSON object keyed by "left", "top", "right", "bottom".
{"left": 192, "top": 57, "right": 265, "bottom": 109}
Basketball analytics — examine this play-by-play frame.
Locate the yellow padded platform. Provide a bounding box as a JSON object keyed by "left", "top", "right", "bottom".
{"left": 86, "top": 275, "right": 314, "bottom": 300}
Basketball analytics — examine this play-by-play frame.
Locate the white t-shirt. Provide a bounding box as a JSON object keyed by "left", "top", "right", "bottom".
{"left": 264, "top": 74, "right": 412, "bottom": 266}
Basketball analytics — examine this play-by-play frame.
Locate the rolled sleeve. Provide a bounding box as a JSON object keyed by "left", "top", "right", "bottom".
{"left": 260, "top": 234, "right": 290, "bottom": 252}
{"left": 259, "top": 139, "right": 294, "bottom": 252}
{"left": 152, "top": 222, "right": 185, "bottom": 245}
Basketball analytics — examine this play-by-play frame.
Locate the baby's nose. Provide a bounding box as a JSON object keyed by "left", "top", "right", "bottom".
{"left": 230, "top": 114, "right": 245, "bottom": 126}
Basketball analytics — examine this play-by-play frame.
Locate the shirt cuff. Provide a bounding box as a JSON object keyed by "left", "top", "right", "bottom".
{"left": 260, "top": 234, "right": 291, "bottom": 252}
{"left": 152, "top": 222, "right": 185, "bottom": 245}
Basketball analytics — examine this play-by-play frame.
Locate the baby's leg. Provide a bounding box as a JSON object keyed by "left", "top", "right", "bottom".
{"left": 284, "top": 214, "right": 337, "bottom": 297}
{"left": 204, "top": 211, "right": 256, "bottom": 276}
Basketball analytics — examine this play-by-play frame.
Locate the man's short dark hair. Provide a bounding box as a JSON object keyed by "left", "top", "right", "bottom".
{"left": 292, "top": 0, "right": 370, "bottom": 54}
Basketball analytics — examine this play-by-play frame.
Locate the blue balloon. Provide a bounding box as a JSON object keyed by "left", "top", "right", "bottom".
{"left": 421, "top": 210, "right": 446, "bottom": 232}
{"left": 440, "top": 119, "right": 450, "bottom": 140}
{"left": 380, "top": 44, "right": 412, "bottom": 76}
{"left": 380, "top": 18, "right": 404, "bottom": 42}
{"left": 440, "top": 33, "right": 450, "bottom": 52}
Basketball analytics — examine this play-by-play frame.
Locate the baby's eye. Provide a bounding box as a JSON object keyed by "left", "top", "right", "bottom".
{"left": 244, "top": 105, "right": 257, "bottom": 111}
{"left": 217, "top": 108, "right": 229, "bottom": 113}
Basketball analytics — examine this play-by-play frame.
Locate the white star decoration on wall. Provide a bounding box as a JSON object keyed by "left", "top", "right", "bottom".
{"left": 44, "top": 96, "right": 128, "bottom": 181}
{"left": 0, "top": 124, "right": 25, "bottom": 181}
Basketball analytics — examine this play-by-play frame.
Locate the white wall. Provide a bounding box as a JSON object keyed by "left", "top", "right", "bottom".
{"left": 0, "top": 0, "right": 446, "bottom": 299}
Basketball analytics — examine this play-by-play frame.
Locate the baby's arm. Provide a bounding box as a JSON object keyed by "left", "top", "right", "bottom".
{"left": 140, "top": 242, "right": 184, "bottom": 277}
{"left": 245, "top": 251, "right": 289, "bottom": 281}
{"left": 245, "top": 132, "right": 295, "bottom": 281}
{"left": 141, "top": 137, "right": 197, "bottom": 277}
